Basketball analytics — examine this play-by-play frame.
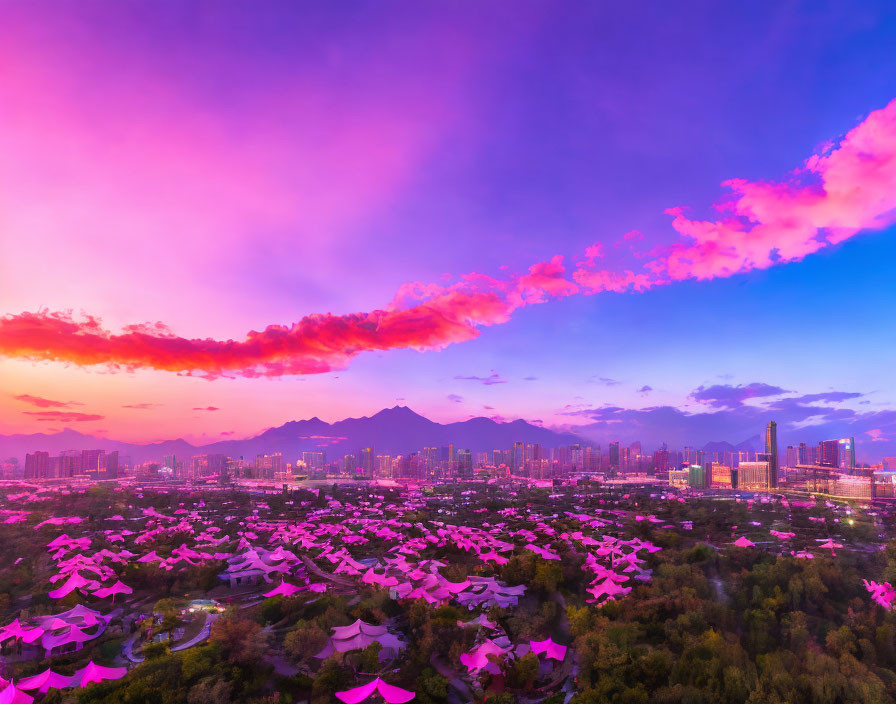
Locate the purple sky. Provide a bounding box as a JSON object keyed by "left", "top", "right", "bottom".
{"left": 1, "top": 1, "right": 895, "bottom": 460}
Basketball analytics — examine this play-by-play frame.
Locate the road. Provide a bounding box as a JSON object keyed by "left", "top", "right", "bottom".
{"left": 172, "top": 612, "right": 217, "bottom": 652}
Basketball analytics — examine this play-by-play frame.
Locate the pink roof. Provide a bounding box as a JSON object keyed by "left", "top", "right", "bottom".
{"left": 48, "top": 572, "right": 97, "bottom": 599}
{"left": 335, "top": 678, "right": 414, "bottom": 704}
{"left": 17, "top": 669, "right": 77, "bottom": 693}
{"left": 331, "top": 619, "right": 388, "bottom": 640}
{"left": 263, "top": 581, "right": 303, "bottom": 598}
{"left": 530, "top": 637, "right": 568, "bottom": 661}
{"left": 733, "top": 536, "right": 755, "bottom": 548}
{"left": 75, "top": 662, "right": 127, "bottom": 687}
{"left": 41, "top": 624, "right": 101, "bottom": 652}
{"left": 92, "top": 580, "right": 133, "bottom": 599}
{"left": 0, "top": 683, "right": 32, "bottom": 704}
{"left": 460, "top": 639, "right": 507, "bottom": 673}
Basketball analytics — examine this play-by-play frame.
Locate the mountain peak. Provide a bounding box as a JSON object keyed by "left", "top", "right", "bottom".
{"left": 372, "top": 405, "right": 426, "bottom": 420}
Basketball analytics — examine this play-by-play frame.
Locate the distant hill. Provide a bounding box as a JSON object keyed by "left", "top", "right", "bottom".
{"left": 0, "top": 406, "right": 585, "bottom": 465}
{"left": 702, "top": 435, "right": 763, "bottom": 454}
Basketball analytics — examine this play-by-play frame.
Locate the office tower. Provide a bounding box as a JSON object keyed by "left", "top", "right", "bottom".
{"left": 765, "top": 421, "right": 778, "bottom": 488}
{"left": 105, "top": 451, "right": 120, "bottom": 478}
{"left": 456, "top": 449, "right": 473, "bottom": 477}
{"left": 512, "top": 442, "right": 525, "bottom": 473}
{"left": 208, "top": 454, "right": 227, "bottom": 477}
{"left": 653, "top": 446, "right": 669, "bottom": 474}
{"left": 376, "top": 455, "right": 393, "bottom": 478}
{"left": 798, "top": 443, "right": 809, "bottom": 466}
{"left": 24, "top": 451, "right": 50, "bottom": 479}
{"left": 819, "top": 440, "right": 838, "bottom": 468}
{"left": 301, "top": 451, "right": 326, "bottom": 471}
{"left": 818, "top": 437, "right": 854, "bottom": 472}
{"left": 583, "top": 445, "right": 600, "bottom": 473}
{"left": 711, "top": 462, "right": 734, "bottom": 488}
{"left": 688, "top": 464, "right": 708, "bottom": 489}
{"left": 81, "top": 449, "right": 103, "bottom": 474}
{"left": 423, "top": 447, "right": 439, "bottom": 475}
{"left": 59, "top": 449, "right": 82, "bottom": 477}
{"left": 739, "top": 461, "right": 771, "bottom": 490}
{"left": 785, "top": 445, "right": 797, "bottom": 469}
{"left": 253, "top": 453, "right": 282, "bottom": 479}
{"left": 437, "top": 445, "right": 453, "bottom": 473}
{"left": 360, "top": 447, "right": 375, "bottom": 477}
{"left": 629, "top": 440, "right": 642, "bottom": 455}
{"left": 608, "top": 442, "right": 620, "bottom": 473}
{"left": 343, "top": 454, "right": 356, "bottom": 474}
{"left": 838, "top": 437, "right": 856, "bottom": 473}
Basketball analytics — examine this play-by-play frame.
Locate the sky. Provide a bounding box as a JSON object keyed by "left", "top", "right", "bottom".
{"left": 1, "top": 1, "right": 896, "bottom": 460}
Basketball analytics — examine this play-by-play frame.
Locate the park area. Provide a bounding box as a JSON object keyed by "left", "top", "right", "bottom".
{"left": 0, "top": 479, "right": 895, "bottom": 703}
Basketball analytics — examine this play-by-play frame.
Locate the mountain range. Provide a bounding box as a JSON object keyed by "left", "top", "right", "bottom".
{"left": 0, "top": 406, "right": 587, "bottom": 465}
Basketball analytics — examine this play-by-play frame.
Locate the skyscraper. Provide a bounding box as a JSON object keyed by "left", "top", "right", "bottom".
{"left": 608, "top": 442, "right": 620, "bottom": 474}
{"left": 360, "top": 447, "right": 375, "bottom": 477}
{"left": 785, "top": 445, "right": 797, "bottom": 469}
{"left": 765, "top": 421, "right": 778, "bottom": 488}
{"left": 24, "top": 451, "right": 49, "bottom": 479}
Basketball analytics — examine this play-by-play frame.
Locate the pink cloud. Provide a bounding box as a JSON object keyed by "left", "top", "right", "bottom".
{"left": 13, "top": 394, "right": 82, "bottom": 408}
{"left": 3, "top": 98, "right": 896, "bottom": 378}
{"left": 654, "top": 97, "right": 896, "bottom": 281}
{"left": 24, "top": 410, "right": 104, "bottom": 422}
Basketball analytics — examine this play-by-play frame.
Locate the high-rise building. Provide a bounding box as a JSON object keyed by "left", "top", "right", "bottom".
{"left": 24, "top": 451, "right": 50, "bottom": 479}
{"left": 608, "top": 442, "right": 620, "bottom": 473}
{"left": 740, "top": 461, "right": 771, "bottom": 490}
{"left": 105, "top": 451, "right": 120, "bottom": 478}
{"left": 81, "top": 449, "right": 103, "bottom": 474}
{"left": 838, "top": 437, "right": 856, "bottom": 473}
{"left": 582, "top": 445, "right": 600, "bottom": 473}
{"left": 653, "top": 446, "right": 670, "bottom": 475}
{"left": 360, "top": 447, "right": 375, "bottom": 477}
{"left": 376, "top": 455, "right": 393, "bottom": 478}
{"left": 301, "top": 451, "right": 326, "bottom": 471}
{"left": 619, "top": 446, "right": 632, "bottom": 474}
{"left": 688, "top": 464, "right": 708, "bottom": 489}
{"left": 254, "top": 453, "right": 282, "bottom": 479}
{"left": 59, "top": 449, "right": 82, "bottom": 477}
{"left": 785, "top": 445, "right": 798, "bottom": 469}
{"left": 818, "top": 438, "right": 855, "bottom": 472}
{"left": 455, "top": 449, "right": 473, "bottom": 477}
{"left": 423, "top": 447, "right": 439, "bottom": 475}
{"left": 765, "top": 421, "right": 778, "bottom": 488}
{"left": 711, "top": 462, "right": 735, "bottom": 488}
{"left": 819, "top": 439, "right": 839, "bottom": 468}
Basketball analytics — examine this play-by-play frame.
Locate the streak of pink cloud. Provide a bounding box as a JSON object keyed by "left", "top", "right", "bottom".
{"left": 3, "top": 98, "right": 896, "bottom": 377}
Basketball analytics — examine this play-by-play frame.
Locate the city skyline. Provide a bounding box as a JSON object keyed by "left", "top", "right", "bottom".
{"left": 3, "top": 403, "right": 886, "bottom": 472}
{"left": 2, "top": 3, "right": 896, "bottom": 459}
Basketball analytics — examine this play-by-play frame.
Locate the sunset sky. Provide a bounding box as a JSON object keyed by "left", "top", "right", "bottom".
{"left": 2, "top": 2, "right": 896, "bottom": 458}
